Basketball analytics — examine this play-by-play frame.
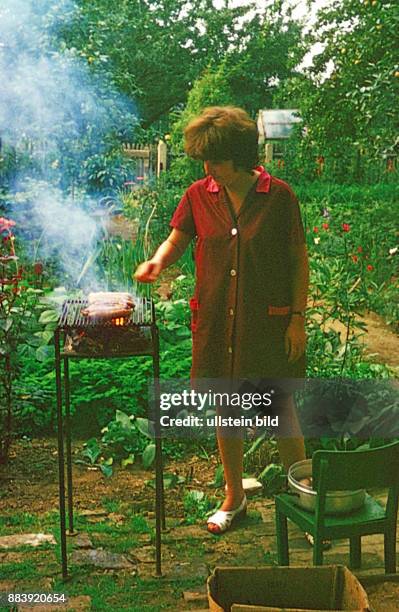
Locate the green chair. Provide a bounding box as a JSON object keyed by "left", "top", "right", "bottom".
{"left": 275, "top": 441, "right": 399, "bottom": 572}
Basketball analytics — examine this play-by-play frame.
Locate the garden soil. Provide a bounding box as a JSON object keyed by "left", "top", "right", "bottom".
{"left": 329, "top": 310, "right": 399, "bottom": 373}
{"left": 0, "top": 302, "right": 397, "bottom": 610}
{"left": 1, "top": 439, "right": 399, "bottom": 610}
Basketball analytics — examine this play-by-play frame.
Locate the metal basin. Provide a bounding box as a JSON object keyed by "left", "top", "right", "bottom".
{"left": 288, "top": 459, "right": 366, "bottom": 515}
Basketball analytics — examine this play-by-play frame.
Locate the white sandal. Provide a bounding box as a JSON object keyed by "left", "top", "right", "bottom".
{"left": 207, "top": 496, "right": 247, "bottom": 534}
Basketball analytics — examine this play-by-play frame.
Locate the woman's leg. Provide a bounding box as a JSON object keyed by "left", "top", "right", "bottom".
{"left": 207, "top": 424, "right": 245, "bottom": 534}
{"left": 275, "top": 394, "right": 306, "bottom": 471}
{"left": 207, "top": 394, "right": 305, "bottom": 533}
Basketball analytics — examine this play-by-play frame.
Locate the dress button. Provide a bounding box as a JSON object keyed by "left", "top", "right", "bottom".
{"left": 230, "top": 269, "right": 237, "bottom": 277}
{"left": 228, "top": 346, "right": 233, "bottom": 354}
{"left": 229, "top": 308, "right": 234, "bottom": 316}
{"left": 231, "top": 228, "right": 238, "bottom": 236}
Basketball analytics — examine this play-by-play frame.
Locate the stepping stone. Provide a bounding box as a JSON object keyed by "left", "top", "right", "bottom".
{"left": 0, "top": 581, "right": 16, "bottom": 591}
{"left": 107, "top": 512, "right": 125, "bottom": 524}
{"left": 0, "top": 533, "right": 56, "bottom": 549}
{"left": 183, "top": 587, "right": 207, "bottom": 603}
{"left": 167, "top": 559, "right": 208, "bottom": 580}
{"left": 130, "top": 545, "right": 156, "bottom": 563}
{"left": 163, "top": 524, "right": 204, "bottom": 541}
{"left": 72, "top": 532, "right": 93, "bottom": 549}
{"left": 136, "top": 533, "right": 152, "bottom": 544}
{"left": 242, "top": 478, "right": 263, "bottom": 496}
{"left": 79, "top": 509, "right": 107, "bottom": 517}
{"left": 71, "top": 548, "right": 135, "bottom": 569}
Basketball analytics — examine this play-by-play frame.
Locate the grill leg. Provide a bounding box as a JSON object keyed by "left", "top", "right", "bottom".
{"left": 64, "top": 358, "right": 75, "bottom": 535}
{"left": 152, "top": 326, "right": 164, "bottom": 577}
{"left": 55, "top": 330, "right": 68, "bottom": 579}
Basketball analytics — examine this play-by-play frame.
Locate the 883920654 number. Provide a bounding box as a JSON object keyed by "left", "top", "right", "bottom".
{"left": 0, "top": 592, "right": 68, "bottom": 606}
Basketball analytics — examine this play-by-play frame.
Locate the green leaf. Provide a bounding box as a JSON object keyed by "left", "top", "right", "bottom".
{"left": 212, "top": 464, "right": 225, "bottom": 488}
{"left": 34, "top": 330, "right": 53, "bottom": 344}
{"left": 136, "top": 417, "right": 155, "bottom": 439}
{"left": 82, "top": 439, "right": 101, "bottom": 464}
{"left": 121, "top": 453, "right": 135, "bottom": 468}
{"left": 163, "top": 473, "right": 178, "bottom": 489}
{"left": 35, "top": 345, "right": 54, "bottom": 362}
{"left": 186, "top": 490, "right": 204, "bottom": 503}
{"left": 115, "top": 410, "right": 133, "bottom": 430}
{"left": 100, "top": 463, "right": 113, "bottom": 478}
{"left": 44, "top": 322, "right": 58, "bottom": 332}
{"left": 142, "top": 443, "right": 156, "bottom": 468}
{"left": 39, "top": 310, "right": 58, "bottom": 324}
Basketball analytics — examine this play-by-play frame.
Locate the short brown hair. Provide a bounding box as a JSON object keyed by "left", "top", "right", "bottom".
{"left": 184, "top": 106, "right": 258, "bottom": 172}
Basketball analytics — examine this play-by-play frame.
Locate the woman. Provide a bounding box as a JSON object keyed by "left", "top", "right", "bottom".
{"left": 135, "top": 106, "right": 308, "bottom": 534}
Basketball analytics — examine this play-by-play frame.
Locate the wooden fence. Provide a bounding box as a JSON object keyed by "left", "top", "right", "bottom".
{"left": 122, "top": 141, "right": 168, "bottom": 178}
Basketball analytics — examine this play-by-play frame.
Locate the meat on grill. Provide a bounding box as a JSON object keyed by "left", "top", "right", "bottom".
{"left": 81, "top": 291, "right": 135, "bottom": 320}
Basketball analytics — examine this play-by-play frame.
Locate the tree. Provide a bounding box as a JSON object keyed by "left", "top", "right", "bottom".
{"left": 62, "top": 0, "right": 304, "bottom": 129}
{"left": 167, "top": 1, "right": 304, "bottom": 184}
{"left": 60, "top": 0, "right": 252, "bottom": 128}
{"left": 283, "top": 0, "right": 399, "bottom": 181}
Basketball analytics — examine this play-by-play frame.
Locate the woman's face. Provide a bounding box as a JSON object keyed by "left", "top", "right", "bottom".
{"left": 203, "top": 159, "right": 241, "bottom": 187}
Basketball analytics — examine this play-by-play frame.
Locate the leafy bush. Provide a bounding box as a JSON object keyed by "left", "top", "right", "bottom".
{"left": 183, "top": 490, "right": 216, "bottom": 524}
{"left": 81, "top": 409, "right": 156, "bottom": 477}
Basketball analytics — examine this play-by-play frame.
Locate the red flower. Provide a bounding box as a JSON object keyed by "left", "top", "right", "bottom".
{"left": 322, "top": 223, "right": 329, "bottom": 230}
{"left": 313, "top": 226, "right": 319, "bottom": 233}
{"left": 367, "top": 264, "right": 374, "bottom": 271}
{"left": 342, "top": 223, "right": 350, "bottom": 232}
{"left": 351, "top": 255, "right": 358, "bottom": 263}
{"left": 357, "top": 246, "right": 363, "bottom": 253}
{"left": 0, "top": 217, "right": 16, "bottom": 233}
{"left": 33, "top": 262, "right": 43, "bottom": 275}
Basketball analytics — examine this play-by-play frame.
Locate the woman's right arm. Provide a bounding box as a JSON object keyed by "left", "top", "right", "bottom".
{"left": 134, "top": 228, "right": 192, "bottom": 283}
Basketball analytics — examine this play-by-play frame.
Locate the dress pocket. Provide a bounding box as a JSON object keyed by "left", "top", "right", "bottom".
{"left": 189, "top": 297, "right": 199, "bottom": 332}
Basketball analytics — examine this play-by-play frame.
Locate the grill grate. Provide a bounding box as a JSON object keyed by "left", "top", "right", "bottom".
{"left": 58, "top": 297, "right": 154, "bottom": 329}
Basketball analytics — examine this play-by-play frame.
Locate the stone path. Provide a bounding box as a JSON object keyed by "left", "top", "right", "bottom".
{"left": 1, "top": 491, "right": 398, "bottom": 610}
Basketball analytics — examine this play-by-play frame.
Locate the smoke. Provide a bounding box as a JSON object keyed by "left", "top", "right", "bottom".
{"left": 0, "top": 0, "right": 137, "bottom": 289}
{"left": 0, "top": 0, "right": 134, "bottom": 145}
{"left": 28, "top": 182, "right": 102, "bottom": 290}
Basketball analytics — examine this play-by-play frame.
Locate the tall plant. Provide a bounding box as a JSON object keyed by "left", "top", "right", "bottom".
{"left": 0, "top": 217, "right": 43, "bottom": 463}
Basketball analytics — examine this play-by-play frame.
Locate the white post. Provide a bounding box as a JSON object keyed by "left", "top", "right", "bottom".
{"left": 157, "top": 139, "right": 167, "bottom": 176}
{"left": 264, "top": 143, "right": 274, "bottom": 163}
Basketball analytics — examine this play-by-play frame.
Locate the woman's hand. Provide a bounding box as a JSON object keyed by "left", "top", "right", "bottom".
{"left": 134, "top": 229, "right": 192, "bottom": 283}
{"left": 134, "top": 260, "right": 163, "bottom": 283}
{"left": 285, "top": 316, "right": 306, "bottom": 363}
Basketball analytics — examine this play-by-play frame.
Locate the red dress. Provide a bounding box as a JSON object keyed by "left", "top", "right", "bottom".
{"left": 170, "top": 167, "right": 306, "bottom": 382}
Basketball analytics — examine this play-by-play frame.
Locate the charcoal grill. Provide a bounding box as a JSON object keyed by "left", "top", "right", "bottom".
{"left": 54, "top": 297, "right": 165, "bottom": 579}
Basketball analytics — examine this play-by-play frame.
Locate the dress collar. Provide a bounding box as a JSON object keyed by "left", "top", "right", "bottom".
{"left": 205, "top": 166, "right": 271, "bottom": 194}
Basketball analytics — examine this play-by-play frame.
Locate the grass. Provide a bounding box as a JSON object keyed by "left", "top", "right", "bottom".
{"left": 0, "top": 546, "right": 208, "bottom": 610}
{"left": 0, "top": 504, "right": 214, "bottom": 609}
{"left": 0, "top": 511, "right": 59, "bottom": 535}
{"left": 0, "top": 560, "right": 38, "bottom": 581}
{"left": 51, "top": 573, "right": 207, "bottom": 611}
